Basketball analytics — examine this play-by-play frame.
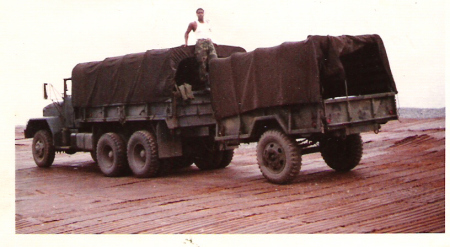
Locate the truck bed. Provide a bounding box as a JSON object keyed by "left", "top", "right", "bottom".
{"left": 74, "top": 92, "right": 216, "bottom": 130}
{"left": 324, "top": 92, "right": 398, "bottom": 133}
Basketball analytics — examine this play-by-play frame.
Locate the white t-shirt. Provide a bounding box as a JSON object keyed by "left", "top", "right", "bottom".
{"left": 195, "top": 20, "right": 212, "bottom": 40}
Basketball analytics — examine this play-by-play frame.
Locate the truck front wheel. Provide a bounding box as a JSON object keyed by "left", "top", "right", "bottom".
{"left": 257, "top": 130, "right": 302, "bottom": 184}
{"left": 97, "top": 133, "right": 128, "bottom": 177}
{"left": 127, "top": 130, "right": 160, "bottom": 178}
{"left": 32, "top": 130, "right": 55, "bottom": 167}
{"left": 320, "top": 134, "right": 363, "bottom": 172}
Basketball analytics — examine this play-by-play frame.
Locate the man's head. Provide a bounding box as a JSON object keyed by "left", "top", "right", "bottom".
{"left": 196, "top": 8, "right": 204, "bottom": 21}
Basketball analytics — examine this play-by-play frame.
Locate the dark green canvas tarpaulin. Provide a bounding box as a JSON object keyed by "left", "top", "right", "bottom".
{"left": 72, "top": 45, "right": 245, "bottom": 107}
{"left": 209, "top": 34, "right": 397, "bottom": 120}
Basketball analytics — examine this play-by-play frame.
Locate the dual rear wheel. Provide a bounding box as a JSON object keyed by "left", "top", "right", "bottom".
{"left": 96, "top": 132, "right": 128, "bottom": 177}
{"left": 126, "top": 130, "right": 160, "bottom": 178}
{"left": 96, "top": 130, "right": 234, "bottom": 178}
{"left": 96, "top": 130, "right": 161, "bottom": 178}
{"left": 194, "top": 148, "right": 234, "bottom": 170}
{"left": 170, "top": 149, "right": 234, "bottom": 170}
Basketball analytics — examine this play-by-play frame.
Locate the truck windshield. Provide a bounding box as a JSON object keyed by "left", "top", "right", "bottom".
{"left": 64, "top": 79, "right": 72, "bottom": 98}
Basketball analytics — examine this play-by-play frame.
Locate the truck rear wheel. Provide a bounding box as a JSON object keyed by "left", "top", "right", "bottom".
{"left": 157, "top": 159, "right": 174, "bottom": 176}
{"left": 127, "top": 130, "right": 160, "bottom": 178}
{"left": 32, "top": 130, "right": 55, "bottom": 167}
{"left": 172, "top": 156, "right": 194, "bottom": 169}
{"left": 217, "top": 150, "right": 234, "bottom": 169}
{"left": 257, "top": 130, "right": 301, "bottom": 184}
{"left": 90, "top": 150, "right": 97, "bottom": 163}
{"left": 195, "top": 149, "right": 234, "bottom": 170}
{"left": 190, "top": 138, "right": 221, "bottom": 170}
{"left": 320, "top": 134, "right": 363, "bottom": 172}
{"left": 194, "top": 149, "right": 223, "bottom": 170}
{"left": 97, "top": 133, "right": 128, "bottom": 177}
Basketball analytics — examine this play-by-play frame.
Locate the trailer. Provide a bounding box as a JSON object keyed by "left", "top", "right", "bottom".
{"left": 209, "top": 34, "right": 398, "bottom": 183}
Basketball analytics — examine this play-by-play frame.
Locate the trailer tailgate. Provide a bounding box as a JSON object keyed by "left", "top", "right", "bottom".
{"left": 324, "top": 92, "right": 398, "bottom": 130}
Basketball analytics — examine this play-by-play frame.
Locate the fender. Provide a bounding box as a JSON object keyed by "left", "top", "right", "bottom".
{"left": 25, "top": 117, "right": 64, "bottom": 146}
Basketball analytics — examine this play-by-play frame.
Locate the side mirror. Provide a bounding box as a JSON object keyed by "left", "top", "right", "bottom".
{"left": 63, "top": 78, "right": 72, "bottom": 99}
{"left": 43, "top": 83, "right": 48, "bottom": 99}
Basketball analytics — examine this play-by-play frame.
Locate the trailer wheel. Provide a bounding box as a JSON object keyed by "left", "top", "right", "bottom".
{"left": 320, "top": 134, "right": 363, "bottom": 172}
{"left": 32, "top": 130, "right": 55, "bottom": 167}
{"left": 127, "top": 130, "right": 160, "bottom": 178}
{"left": 97, "top": 133, "right": 127, "bottom": 177}
{"left": 257, "top": 130, "right": 301, "bottom": 184}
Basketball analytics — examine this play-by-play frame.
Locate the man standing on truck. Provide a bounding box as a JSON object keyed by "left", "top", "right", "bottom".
{"left": 184, "top": 8, "right": 218, "bottom": 84}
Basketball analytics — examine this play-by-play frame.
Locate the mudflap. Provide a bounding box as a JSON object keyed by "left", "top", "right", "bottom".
{"left": 156, "top": 122, "right": 183, "bottom": 159}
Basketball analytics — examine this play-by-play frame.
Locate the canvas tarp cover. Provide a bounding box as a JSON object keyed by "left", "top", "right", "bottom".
{"left": 72, "top": 45, "right": 245, "bottom": 107}
{"left": 209, "top": 34, "right": 397, "bottom": 120}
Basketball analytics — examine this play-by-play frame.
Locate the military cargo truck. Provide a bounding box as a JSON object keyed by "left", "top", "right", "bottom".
{"left": 25, "top": 35, "right": 398, "bottom": 184}
{"left": 25, "top": 45, "right": 246, "bottom": 178}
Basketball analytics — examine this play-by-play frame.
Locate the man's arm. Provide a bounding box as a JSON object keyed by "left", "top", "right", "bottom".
{"left": 184, "top": 22, "right": 196, "bottom": 47}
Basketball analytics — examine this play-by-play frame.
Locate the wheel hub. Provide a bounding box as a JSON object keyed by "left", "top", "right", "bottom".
{"left": 101, "top": 147, "right": 115, "bottom": 169}
{"left": 34, "top": 141, "right": 44, "bottom": 157}
{"left": 132, "top": 144, "right": 147, "bottom": 169}
{"left": 263, "top": 142, "right": 285, "bottom": 172}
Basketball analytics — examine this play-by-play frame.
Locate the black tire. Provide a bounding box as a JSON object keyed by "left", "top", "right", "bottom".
{"left": 127, "top": 130, "right": 160, "bottom": 178}
{"left": 172, "top": 156, "right": 194, "bottom": 169}
{"left": 191, "top": 138, "right": 221, "bottom": 170}
{"left": 320, "top": 134, "right": 363, "bottom": 172}
{"left": 195, "top": 149, "right": 233, "bottom": 170}
{"left": 157, "top": 159, "right": 174, "bottom": 176}
{"left": 90, "top": 149, "right": 97, "bottom": 163}
{"left": 216, "top": 149, "right": 234, "bottom": 169}
{"left": 96, "top": 132, "right": 128, "bottom": 177}
{"left": 257, "top": 130, "right": 301, "bottom": 184}
{"left": 194, "top": 149, "right": 223, "bottom": 170}
{"left": 32, "top": 130, "right": 55, "bottom": 168}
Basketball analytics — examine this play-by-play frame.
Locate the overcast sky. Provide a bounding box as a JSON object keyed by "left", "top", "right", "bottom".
{"left": 1, "top": 0, "right": 446, "bottom": 125}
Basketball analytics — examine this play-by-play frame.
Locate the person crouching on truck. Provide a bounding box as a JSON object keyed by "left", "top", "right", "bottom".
{"left": 184, "top": 8, "right": 218, "bottom": 85}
